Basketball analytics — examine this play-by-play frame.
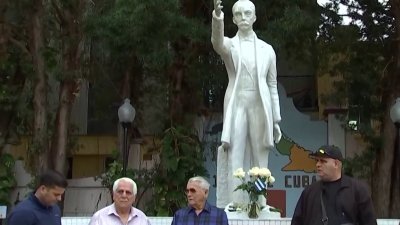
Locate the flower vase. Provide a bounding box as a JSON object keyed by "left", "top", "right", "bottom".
{"left": 248, "top": 193, "right": 259, "bottom": 219}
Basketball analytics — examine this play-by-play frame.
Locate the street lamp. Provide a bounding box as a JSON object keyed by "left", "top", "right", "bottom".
{"left": 390, "top": 97, "right": 400, "bottom": 186}
{"left": 118, "top": 98, "right": 136, "bottom": 176}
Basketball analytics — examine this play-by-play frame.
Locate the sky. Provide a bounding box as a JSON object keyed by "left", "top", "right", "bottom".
{"left": 317, "top": 0, "right": 351, "bottom": 24}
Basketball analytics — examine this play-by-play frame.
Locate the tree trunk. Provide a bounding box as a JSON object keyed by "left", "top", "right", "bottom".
{"left": 372, "top": 0, "right": 400, "bottom": 218}
{"left": 373, "top": 114, "right": 396, "bottom": 217}
{"left": 0, "top": 0, "right": 8, "bottom": 60}
{"left": 390, "top": 124, "right": 400, "bottom": 217}
{"left": 388, "top": 0, "right": 400, "bottom": 217}
{"left": 30, "top": 0, "right": 49, "bottom": 173}
{"left": 49, "top": 0, "right": 85, "bottom": 173}
{"left": 50, "top": 79, "right": 80, "bottom": 173}
{"left": 167, "top": 1, "right": 209, "bottom": 126}
{"left": 372, "top": 0, "right": 400, "bottom": 217}
{"left": 0, "top": 112, "right": 12, "bottom": 154}
{"left": 50, "top": 31, "right": 83, "bottom": 173}
{"left": 169, "top": 55, "right": 185, "bottom": 125}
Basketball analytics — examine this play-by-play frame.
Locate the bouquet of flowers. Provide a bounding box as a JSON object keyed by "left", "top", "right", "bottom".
{"left": 233, "top": 167, "right": 275, "bottom": 218}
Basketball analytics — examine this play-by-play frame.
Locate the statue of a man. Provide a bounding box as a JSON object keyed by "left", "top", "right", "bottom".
{"left": 211, "top": 0, "right": 282, "bottom": 208}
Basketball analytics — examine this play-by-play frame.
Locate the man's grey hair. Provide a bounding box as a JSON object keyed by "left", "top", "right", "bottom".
{"left": 232, "top": 0, "right": 256, "bottom": 15}
{"left": 112, "top": 177, "right": 137, "bottom": 195}
{"left": 188, "top": 176, "right": 210, "bottom": 190}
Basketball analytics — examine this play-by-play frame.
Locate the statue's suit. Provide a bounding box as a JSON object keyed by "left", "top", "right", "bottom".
{"left": 211, "top": 11, "right": 281, "bottom": 207}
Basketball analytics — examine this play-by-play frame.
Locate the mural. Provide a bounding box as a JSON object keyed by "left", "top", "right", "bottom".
{"left": 277, "top": 134, "right": 316, "bottom": 173}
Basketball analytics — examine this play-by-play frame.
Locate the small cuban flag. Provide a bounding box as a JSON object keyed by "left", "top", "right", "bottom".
{"left": 254, "top": 178, "right": 266, "bottom": 191}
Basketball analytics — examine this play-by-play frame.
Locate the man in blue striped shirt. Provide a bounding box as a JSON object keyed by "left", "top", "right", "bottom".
{"left": 171, "top": 176, "right": 229, "bottom": 225}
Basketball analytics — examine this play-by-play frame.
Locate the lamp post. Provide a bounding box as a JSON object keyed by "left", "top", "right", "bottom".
{"left": 118, "top": 98, "right": 136, "bottom": 176}
{"left": 390, "top": 98, "right": 400, "bottom": 187}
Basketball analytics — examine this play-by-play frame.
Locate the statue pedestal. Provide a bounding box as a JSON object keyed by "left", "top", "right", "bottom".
{"left": 224, "top": 204, "right": 281, "bottom": 220}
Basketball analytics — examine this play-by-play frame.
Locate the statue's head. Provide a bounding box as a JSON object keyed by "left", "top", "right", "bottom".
{"left": 232, "top": 0, "right": 256, "bottom": 32}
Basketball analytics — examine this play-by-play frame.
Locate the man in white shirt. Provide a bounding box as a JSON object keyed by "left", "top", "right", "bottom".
{"left": 89, "top": 177, "right": 150, "bottom": 225}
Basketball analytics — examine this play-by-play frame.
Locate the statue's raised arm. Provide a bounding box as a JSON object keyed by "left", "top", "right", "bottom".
{"left": 213, "top": 0, "right": 223, "bottom": 17}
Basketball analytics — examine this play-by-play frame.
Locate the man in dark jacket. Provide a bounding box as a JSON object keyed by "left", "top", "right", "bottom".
{"left": 8, "top": 170, "right": 68, "bottom": 225}
{"left": 291, "top": 145, "right": 377, "bottom": 225}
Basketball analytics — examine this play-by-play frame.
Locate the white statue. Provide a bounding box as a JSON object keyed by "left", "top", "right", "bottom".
{"left": 211, "top": 0, "right": 282, "bottom": 208}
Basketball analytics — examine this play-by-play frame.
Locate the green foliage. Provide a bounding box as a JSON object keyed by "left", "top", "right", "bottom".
{"left": 86, "top": 0, "right": 206, "bottom": 70}
{"left": 96, "top": 160, "right": 124, "bottom": 193}
{"left": 0, "top": 154, "right": 17, "bottom": 206}
{"left": 0, "top": 46, "right": 33, "bottom": 136}
{"left": 100, "top": 127, "right": 207, "bottom": 216}
{"left": 85, "top": 0, "right": 211, "bottom": 132}
{"left": 146, "top": 126, "right": 208, "bottom": 216}
{"left": 262, "top": 0, "right": 321, "bottom": 63}
{"left": 95, "top": 153, "right": 154, "bottom": 206}
{"left": 317, "top": 0, "right": 395, "bottom": 179}
{"left": 235, "top": 180, "right": 265, "bottom": 199}
{"left": 0, "top": 66, "right": 22, "bottom": 111}
{"left": 96, "top": 149, "right": 132, "bottom": 190}
{"left": 343, "top": 146, "right": 375, "bottom": 179}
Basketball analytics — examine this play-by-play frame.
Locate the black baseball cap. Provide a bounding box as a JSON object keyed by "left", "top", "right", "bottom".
{"left": 309, "top": 145, "right": 343, "bottom": 161}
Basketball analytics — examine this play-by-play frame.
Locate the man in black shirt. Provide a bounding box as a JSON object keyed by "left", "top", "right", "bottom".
{"left": 291, "top": 145, "right": 377, "bottom": 225}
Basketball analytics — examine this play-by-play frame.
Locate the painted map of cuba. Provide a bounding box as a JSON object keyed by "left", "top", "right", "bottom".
{"left": 275, "top": 133, "right": 316, "bottom": 173}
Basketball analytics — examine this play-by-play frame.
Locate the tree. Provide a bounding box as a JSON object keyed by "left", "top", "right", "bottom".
{"left": 0, "top": 0, "right": 40, "bottom": 163}
{"left": 30, "top": 0, "right": 49, "bottom": 173}
{"left": 318, "top": 0, "right": 400, "bottom": 217}
{"left": 48, "top": 0, "right": 89, "bottom": 173}
{"left": 1, "top": 0, "right": 90, "bottom": 176}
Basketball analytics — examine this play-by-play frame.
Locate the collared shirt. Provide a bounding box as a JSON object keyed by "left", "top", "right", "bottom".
{"left": 171, "top": 202, "right": 229, "bottom": 225}
{"left": 89, "top": 203, "right": 151, "bottom": 225}
{"left": 239, "top": 32, "right": 255, "bottom": 42}
{"left": 8, "top": 193, "right": 62, "bottom": 225}
{"left": 239, "top": 32, "right": 256, "bottom": 77}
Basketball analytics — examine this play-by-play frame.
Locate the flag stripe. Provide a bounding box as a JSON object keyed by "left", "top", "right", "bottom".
{"left": 255, "top": 178, "right": 266, "bottom": 191}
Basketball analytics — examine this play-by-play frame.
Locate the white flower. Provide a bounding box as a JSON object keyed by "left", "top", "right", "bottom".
{"left": 259, "top": 168, "right": 271, "bottom": 178}
{"left": 233, "top": 168, "right": 246, "bottom": 178}
{"left": 233, "top": 167, "right": 276, "bottom": 212}
{"left": 248, "top": 167, "right": 260, "bottom": 177}
{"left": 268, "top": 176, "right": 275, "bottom": 184}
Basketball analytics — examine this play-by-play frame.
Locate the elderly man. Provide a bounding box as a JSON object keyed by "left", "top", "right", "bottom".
{"left": 292, "top": 145, "right": 377, "bottom": 225}
{"left": 89, "top": 177, "right": 150, "bottom": 225}
{"left": 171, "top": 176, "right": 228, "bottom": 225}
{"left": 8, "top": 170, "right": 68, "bottom": 225}
{"left": 212, "top": 0, "right": 282, "bottom": 208}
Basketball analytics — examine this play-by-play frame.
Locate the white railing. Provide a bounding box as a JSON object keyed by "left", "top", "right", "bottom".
{"left": 61, "top": 217, "right": 400, "bottom": 225}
